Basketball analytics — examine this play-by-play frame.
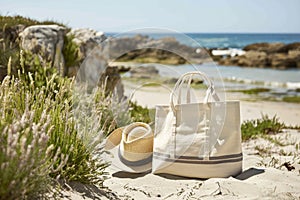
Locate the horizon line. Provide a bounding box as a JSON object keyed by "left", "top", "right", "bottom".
{"left": 105, "top": 31, "right": 300, "bottom": 34}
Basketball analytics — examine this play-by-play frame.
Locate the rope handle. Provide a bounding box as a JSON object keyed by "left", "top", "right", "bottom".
{"left": 170, "top": 71, "right": 220, "bottom": 113}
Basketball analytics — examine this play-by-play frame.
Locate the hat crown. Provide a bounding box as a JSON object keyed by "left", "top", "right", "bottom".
{"left": 126, "top": 126, "right": 148, "bottom": 142}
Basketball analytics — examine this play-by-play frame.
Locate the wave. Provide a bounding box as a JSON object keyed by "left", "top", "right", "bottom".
{"left": 224, "top": 77, "right": 300, "bottom": 89}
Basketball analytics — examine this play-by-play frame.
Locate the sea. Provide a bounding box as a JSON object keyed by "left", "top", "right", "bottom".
{"left": 107, "top": 33, "right": 300, "bottom": 92}
{"left": 148, "top": 33, "right": 300, "bottom": 49}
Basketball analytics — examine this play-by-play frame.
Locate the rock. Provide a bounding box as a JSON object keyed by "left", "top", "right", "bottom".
{"left": 2, "top": 24, "right": 25, "bottom": 42}
{"left": 108, "top": 34, "right": 150, "bottom": 60}
{"left": 0, "top": 65, "right": 7, "bottom": 81}
{"left": 219, "top": 51, "right": 268, "bottom": 68}
{"left": 191, "top": 78, "right": 204, "bottom": 85}
{"left": 163, "top": 77, "right": 178, "bottom": 84}
{"left": 269, "top": 53, "right": 300, "bottom": 69}
{"left": 77, "top": 45, "right": 124, "bottom": 98}
{"left": 68, "top": 28, "right": 106, "bottom": 59}
{"left": 278, "top": 43, "right": 300, "bottom": 53}
{"left": 239, "top": 51, "right": 269, "bottom": 67}
{"left": 19, "top": 25, "right": 67, "bottom": 75}
{"left": 100, "top": 66, "right": 124, "bottom": 97}
{"left": 117, "top": 66, "right": 131, "bottom": 73}
{"left": 243, "top": 43, "right": 285, "bottom": 53}
{"left": 219, "top": 42, "right": 300, "bottom": 69}
{"left": 108, "top": 35, "right": 209, "bottom": 64}
{"left": 130, "top": 66, "right": 159, "bottom": 79}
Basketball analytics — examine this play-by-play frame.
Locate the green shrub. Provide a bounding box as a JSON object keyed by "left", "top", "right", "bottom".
{"left": 0, "top": 110, "right": 56, "bottom": 200}
{"left": 282, "top": 96, "right": 300, "bottom": 103}
{"left": 241, "top": 114, "right": 285, "bottom": 141}
{"left": 62, "top": 34, "right": 81, "bottom": 74}
{"left": 0, "top": 48, "right": 157, "bottom": 198}
{"left": 0, "top": 64, "right": 109, "bottom": 198}
{"left": 0, "top": 15, "right": 66, "bottom": 30}
{"left": 0, "top": 37, "right": 20, "bottom": 70}
{"left": 229, "top": 87, "right": 271, "bottom": 95}
{"left": 129, "top": 101, "right": 152, "bottom": 124}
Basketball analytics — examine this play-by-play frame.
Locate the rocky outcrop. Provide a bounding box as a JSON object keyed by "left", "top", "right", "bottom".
{"left": 68, "top": 28, "right": 106, "bottom": 59}
{"left": 19, "top": 25, "right": 67, "bottom": 75}
{"left": 16, "top": 25, "right": 124, "bottom": 97}
{"left": 76, "top": 44, "right": 124, "bottom": 98}
{"left": 130, "top": 66, "right": 159, "bottom": 79}
{"left": 108, "top": 35, "right": 209, "bottom": 64}
{"left": 243, "top": 42, "right": 300, "bottom": 54}
{"left": 218, "top": 42, "right": 300, "bottom": 69}
{"left": 220, "top": 51, "right": 268, "bottom": 68}
{"left": 243, "top": 43, "right": 285, "bottom": 53}
{"left": 276, "top": 42, "right": 300, "bottom": 53}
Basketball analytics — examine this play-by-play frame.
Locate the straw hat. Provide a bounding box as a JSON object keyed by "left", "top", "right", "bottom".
{"left": 104, "top": 122, "right": 154, "bottom": 173}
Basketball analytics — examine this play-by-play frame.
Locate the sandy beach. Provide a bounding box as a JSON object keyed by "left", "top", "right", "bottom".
{"left": 103, "top": 84, "right": 300, "bottom": 200}
{"left": 62, "top": 83, "right": 300, "bottom": 200}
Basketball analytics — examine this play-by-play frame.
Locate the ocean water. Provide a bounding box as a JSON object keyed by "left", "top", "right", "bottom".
{"left": 169, "top": 33, "right": 300, "bottom": 49}
{"left": 160, "top": 64, "right": 300, "bottom": 89}
{"left": 107, "top": 32, "right": 300, "bottom": 90}
{"left": 108, "top": 32, "right": 300, "bottom": 49}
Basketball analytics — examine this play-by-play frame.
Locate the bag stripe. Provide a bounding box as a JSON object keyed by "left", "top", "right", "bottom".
{"left": 154, "top": 152, "right": 242, "bottom": 160}
{"left": 153, "top": 155, "right": 242, "bottom": 165}
{"left": 153, "top": 152, "right": 243, "bottom": 164}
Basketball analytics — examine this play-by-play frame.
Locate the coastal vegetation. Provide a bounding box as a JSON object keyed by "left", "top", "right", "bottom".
{"left": 0, "top": 15, "right": 151, "bottom": 199}
{"left": 241, "top": 114, "right": 299, "bottom": 142}
{"left": 241, "top": 114, "right": 285, "bottom": 141}
{"left": 0, "top": 15, "right": 66, "bottom": 29}
{"left": 0, "top": 51, "right": 153, "bottom": 199}
{"left": 282, "top": 96, "right": 300, "bottom": 103}
{"left": 229, "top": 87, "right": 271, "bottom": 95}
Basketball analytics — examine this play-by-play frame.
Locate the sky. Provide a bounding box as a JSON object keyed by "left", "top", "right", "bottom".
{"left": 0, "top": 0, "right": 300, "bottom": 33}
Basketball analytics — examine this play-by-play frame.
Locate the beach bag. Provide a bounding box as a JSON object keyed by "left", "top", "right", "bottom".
{"left": 152, "top": 71, "right": 243, "bottom": 178}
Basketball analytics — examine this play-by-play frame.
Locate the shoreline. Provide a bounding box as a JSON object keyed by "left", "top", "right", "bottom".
{"left": 124, "top": 81, "right": 300, "bottom": 126}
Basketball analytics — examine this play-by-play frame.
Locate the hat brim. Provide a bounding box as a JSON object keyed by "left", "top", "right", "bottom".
{"left": 102, "top": 138, "right": 152, "bottom": 173}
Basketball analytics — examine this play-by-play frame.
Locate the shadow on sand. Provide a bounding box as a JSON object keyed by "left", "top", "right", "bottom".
{"left": 60, "top": 181, "right": 120, "bottom": 200}
{"left": 236, "top": 168, "right": 265, "bottom": 180}
{"left": 112, "top": 167, "right": 265, "bottom": 181}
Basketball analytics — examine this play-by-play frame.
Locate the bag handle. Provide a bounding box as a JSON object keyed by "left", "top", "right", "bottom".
{"left": 170, "top": 71, "right": 220, "bottom": 113}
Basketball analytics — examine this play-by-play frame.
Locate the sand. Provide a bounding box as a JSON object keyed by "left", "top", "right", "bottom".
{"left": 62, "top": 83, "right": 300, "bottom": 200}
{"left": 101, "top": 129, "right": 300, "bottom": 200}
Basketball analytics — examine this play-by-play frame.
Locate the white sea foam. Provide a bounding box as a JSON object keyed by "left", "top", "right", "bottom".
{"left": 286, "top": 82, "right": 300, "bottom": 89}
{"left": 212, "top": 48, "right": 246, "bottom": 57}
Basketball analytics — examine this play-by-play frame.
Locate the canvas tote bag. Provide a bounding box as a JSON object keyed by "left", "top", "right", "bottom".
{"left": 152, "top": 71, "right": 242, "bottom": 178}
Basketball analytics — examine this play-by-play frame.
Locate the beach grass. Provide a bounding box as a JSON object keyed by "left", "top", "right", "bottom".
{"left": 0, "top": 50, "right": 153, "bottom": 199}
{"left": 0, "top": 15, "right": 67, "bottom": 30}
{"left": 241, "top": 114, "right": 300, "bottom": 142}
{"left": 241, "top": 114, "right": 285, "bottom": 141}
{"left": 0, "top": 64, "right": 107, "bottom": 199}
{"left": 282, "top": 96, "right": 300, "bottom": 103}
{"left": 228, "top": 87, "right": 271, "bottom": 95}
